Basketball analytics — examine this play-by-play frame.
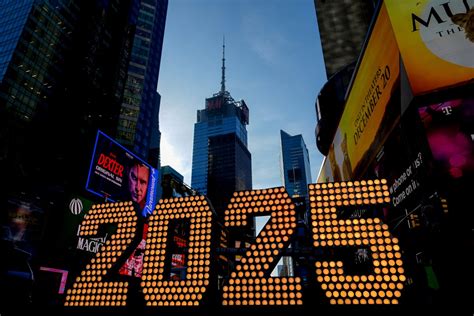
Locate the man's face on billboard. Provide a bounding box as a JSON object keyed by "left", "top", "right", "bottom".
{"left": 128, "top": 164, "right": 150, "bottom": 205}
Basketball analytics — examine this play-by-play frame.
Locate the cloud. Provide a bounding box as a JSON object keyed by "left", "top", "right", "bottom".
{"left": 160, "top": 134, "right": 192, "bottom": 183}
{"left": 159, "top": 95, "right": 196, "bottom": 184}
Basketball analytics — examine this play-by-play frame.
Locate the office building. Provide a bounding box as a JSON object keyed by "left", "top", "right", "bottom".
{"left": 0, "top": 0, "right": 167, "bottom": 191}
{"left": 279, "top": 130, "right": 312, "bottom": 277}
{"left": 161, "top": 165, "right": 197, "bottom": 199}
{"left": 280, "top": 130, "right": 312, "bottom": 200}
{"left": 0, "top": 0, "right": 168, "bottom": 284}
{"left": 191, "top": 41, "right": 252, "bottom": 215}
{"left": 116, "top": 0, "right": 168, "bottom": 167}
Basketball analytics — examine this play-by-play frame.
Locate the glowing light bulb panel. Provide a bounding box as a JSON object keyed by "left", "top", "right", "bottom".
{"left": 141, "top": 196, "right": 213, "bottom": 307}
{"left": 222, "top": 187, "right": 302, "bottom": 306}
{"left": 65, "top": 201, "right": 137, "bottom": 307}
{"left": 308, "top": 180, "right": 405, "bottom": 304}
{"left": 64, "top": 180, "right": 406, "bottom": 309}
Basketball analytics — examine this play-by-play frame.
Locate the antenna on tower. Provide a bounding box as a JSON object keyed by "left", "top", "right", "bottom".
{"left": 220, "top": 35, "right": 226, "bottom": 94}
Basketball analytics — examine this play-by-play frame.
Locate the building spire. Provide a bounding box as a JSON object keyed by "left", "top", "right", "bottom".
{"left": 220, "top": 35, "right": 226, "bottom": 94}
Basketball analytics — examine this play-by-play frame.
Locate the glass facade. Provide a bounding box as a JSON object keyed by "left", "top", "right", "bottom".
{"left": 279, "top": 130, "right": 312, "bottom": 278}
{"left": 191, "top": 89, "right": 252, "bottom": 213}
{"left": 280, "top": 130, "right": 312, "bottom": 199}
{"left": 0, "top": 0, "right": 32, "bottom": 81}
{"left": 0, "top": 0, "right": 170, "bottom": 197}
{"left": 117, "top": 0, "right": 167, "bottom": 164}
{"left": 0, "top": 1, "right": 167, "bottom": 308}
{"left": 0, "top": 0, "right": 79, "bottom": 123}
{"left": 207, "top": 132, "right": 252, "bottom": 213}
{"left": 192, "top": 115, "right": 248, "bottom": 195}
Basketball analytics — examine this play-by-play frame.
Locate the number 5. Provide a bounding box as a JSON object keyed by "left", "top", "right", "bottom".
{"left": 309, "top": 180, "right": 406, "bottom": 305}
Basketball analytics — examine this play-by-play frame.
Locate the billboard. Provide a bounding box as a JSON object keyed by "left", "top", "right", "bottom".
{"left": 1, "top": 198, "right": 44, "bottom": 256}
{"left": 206, "top": 95, "right": 224, "bottom": 110}
{"left": 418, "top": 97, "right": 474, "bottom": 180}
{"left": 86, "top": 130, "right": 158, "bottom": 217}
{"left": 326, "top": 3, "right": 400, "bottom": 180}
{"left": 385, "top": 0, "right": 474, "bottom": 95}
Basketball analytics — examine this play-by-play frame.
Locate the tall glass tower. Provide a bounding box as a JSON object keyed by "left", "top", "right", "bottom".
{"left": 0, "top": 0, "right": 168, "bottom": 193}
{"left": 279, "top": 130, "right": 312, "bottom": 277}
{"left": 280, "top": 130, "right": 312, "bottom": 199}
{"left": 117, "top": 0, "right": 168, "bottom": 167}
{"left": 191, "top": 41, "right": 251, "bottom": 215}
{"left": 0, "top": 0, "right": 168, "bottom": 272}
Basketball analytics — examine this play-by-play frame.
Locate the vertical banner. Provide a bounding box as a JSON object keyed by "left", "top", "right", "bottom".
{"left": 385, "top": 0, "right": 474, "bottom": 95}
{"left": 329, "top": 3, "right": 400, "bottom": 180}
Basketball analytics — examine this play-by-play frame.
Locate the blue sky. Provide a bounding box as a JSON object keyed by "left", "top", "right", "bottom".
{"left": 158, "top": 0, "right": 327, "bottom": 190}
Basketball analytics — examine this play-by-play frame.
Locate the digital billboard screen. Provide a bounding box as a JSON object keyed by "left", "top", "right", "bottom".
{"left": 385, "top": 0, "right": 474, "bottom": 95}
{"left": 86, "top": 130, "right": 158, "bottom": 217}
{"left": 418, "top": 97, "right": 474, "bottom": 180}
{"left": 324, "top": 3, "right": 400, "bottom": 181}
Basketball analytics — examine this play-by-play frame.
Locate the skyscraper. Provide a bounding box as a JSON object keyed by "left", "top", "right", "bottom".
{"left": 116, "top": 0, "right": 168, "bottom": 166}
{"left": 280, "top": 130, "right": 312, "bottom": 199}
{"left": 279, "top": 131, "right": 312, "bottom": 278}
{"left": 0, "top": 0, "right": 167, "bottom": 267}
{"left": 0, "top": 0, "right": 167, "bottom": 190}
{"left": 191, "top": 41, "right": 251, "bottom": 215}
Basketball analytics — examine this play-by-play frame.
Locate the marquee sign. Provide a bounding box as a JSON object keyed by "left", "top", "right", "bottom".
{"left": 64, "top": 179, "right": 405, "bottom": 308}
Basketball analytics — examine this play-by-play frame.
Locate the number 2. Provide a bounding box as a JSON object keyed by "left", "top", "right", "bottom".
{"left": 64, "top": 202, "right": 138, "bottom": 307}
{"left": 222, "top": 187, "right": 303, "bottom": 306}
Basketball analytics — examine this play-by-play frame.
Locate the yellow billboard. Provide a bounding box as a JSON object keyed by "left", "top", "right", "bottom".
{"left": 331, "top": 3, "right": 400, "bottom": 180}
{"left": 385, "top": 0, "right": 474, "bottom": 95}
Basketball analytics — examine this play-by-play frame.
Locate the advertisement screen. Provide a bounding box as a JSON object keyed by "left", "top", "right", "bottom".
{"left": 325, "top": 3, "right": 400, "bottom": 180}
{"left": 385, "top": 0, "right": 474, "bottom": 95}
{"left": 418, "top": 97, "right": 474, "bottom": 179}
{"left": 1, "top": 198, "right": 44, "bottom": 256}
{"left": 86, "top": 130, "right": 158, "bottom": 217}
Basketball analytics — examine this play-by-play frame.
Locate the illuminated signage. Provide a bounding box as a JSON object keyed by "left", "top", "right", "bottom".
{"left": 331, "top": 3, "right": 400, "bottom": 180}
{"left": 65, "top": 201, "right": 137, "bottom": 307}
{"left": 223, "top": 187, "right": 303, "bottom": 306}
{"left": 65, "top": 180, "right": 405, "bottom": 308}
{"left": 309, "top": 180, "right": 405, "bottom": 305}
{"left": 86, "top": 130, "right": 158, "bottom": 217}
{"left": 385, "top": 0, "right": 474, "bottom": 95}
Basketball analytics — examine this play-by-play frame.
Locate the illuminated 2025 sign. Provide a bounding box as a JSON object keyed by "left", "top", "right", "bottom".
{"left": 65, "top": 179, "right": 405, "bottom": 307}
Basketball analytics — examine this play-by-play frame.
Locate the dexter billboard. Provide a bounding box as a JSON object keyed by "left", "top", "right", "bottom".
{"left": 86, "top": 130, "right": 158, "bottom": 216}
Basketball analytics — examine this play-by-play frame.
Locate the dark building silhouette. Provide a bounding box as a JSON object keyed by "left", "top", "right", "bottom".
{"left": 314, "top": 0, "right": 376, "bottom": 78}
{"left": 116, "top": 0, "right": 168, "bottom": 166}
{"left": 207, "top": 132, "right": 252, "bottom": 213}
{"left": 161, "top": 165, "right": 197, "bottom": 199}
{"left": 0, "top": 0, "right": 167, "bottom": 273}
{"left": 190, "top": 41, "right": 253, "bottom": 268}
{"left": 313, "top": 0, "right": 377, "bottom": 155}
